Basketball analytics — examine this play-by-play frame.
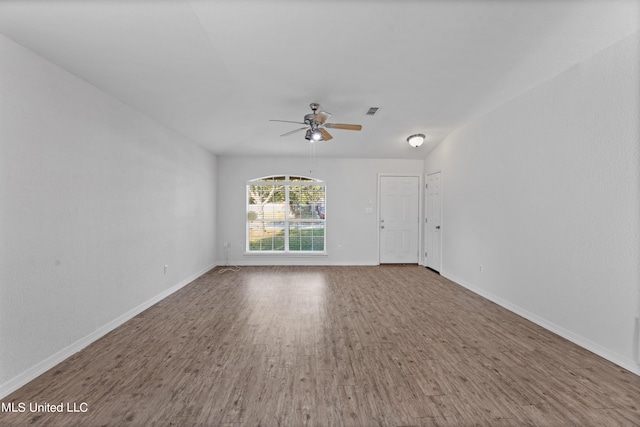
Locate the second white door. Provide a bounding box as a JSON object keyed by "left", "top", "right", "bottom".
{"left": 379, "top": 176, "right": 419, "bottom": 264}
{"left": 425, "top": 171, "right": 442, "bottom": 272}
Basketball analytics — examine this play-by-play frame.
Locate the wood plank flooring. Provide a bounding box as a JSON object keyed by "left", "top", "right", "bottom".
{"left": 2, "top": 265, "right": 639, "bottom": 426}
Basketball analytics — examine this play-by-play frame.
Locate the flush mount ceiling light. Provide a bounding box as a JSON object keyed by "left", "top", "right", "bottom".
{"left": 407, "top": 133, "right": 425, "bottom": 148}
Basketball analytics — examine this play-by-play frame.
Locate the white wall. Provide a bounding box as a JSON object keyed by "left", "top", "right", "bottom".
{"left": 0, "top": 34, "right": 218, "bottom": 396}
{"left": 217, "top": 156, "right": 424, "bottom": 265}
{"left": 424, "top": 33, "right": 640, "bottom": 373}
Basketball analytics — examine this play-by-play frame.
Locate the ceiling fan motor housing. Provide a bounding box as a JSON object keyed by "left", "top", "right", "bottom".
{"left": 304, "top": 113, "right": 315, "bottom": 125}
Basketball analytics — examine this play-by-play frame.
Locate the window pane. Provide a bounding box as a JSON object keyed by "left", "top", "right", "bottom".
{"left": 255, "top": 175, "right": 286, "bottom": 183}
{"left": 249, "top": 221, "right": 285, "bottom": 251}
{"left": 289, "top": 185, "right": 325, "bottom": 220}
{"left": 290, "top": 176, "right": 313, "bottom": 182}
{"left": 248, "top": 221, "right": 263, "bottom": 250}
{"left": 311, "top": 185, "right": 325, "bottom": 219}
{"left": 289, "top": 222, "right": 325, "bottom": 251}
{"left": 248, "top": 184, "right": 285, "bottom": 220}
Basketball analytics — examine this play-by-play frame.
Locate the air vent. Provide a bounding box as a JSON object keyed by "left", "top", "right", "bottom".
{"left": 366, "top": 107, "right": 379, "bottom": 116}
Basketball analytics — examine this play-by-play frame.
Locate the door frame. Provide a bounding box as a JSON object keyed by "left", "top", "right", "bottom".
{"left": 377, "top": 173, "right": 423, "bottom": 265}
{"left": 424, "top": 170, "right": 443, "bottom": 272}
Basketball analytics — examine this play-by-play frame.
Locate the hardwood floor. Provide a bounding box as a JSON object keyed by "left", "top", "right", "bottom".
{"left": 2, "top": 265, "right": 639, "bottom": 426}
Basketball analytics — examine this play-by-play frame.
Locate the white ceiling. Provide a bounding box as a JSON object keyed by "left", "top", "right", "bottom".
{"left": 1, "top": 0, "right": 639, "bottom": 159}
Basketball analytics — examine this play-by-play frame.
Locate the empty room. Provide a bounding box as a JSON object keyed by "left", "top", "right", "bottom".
{"left": 1, "top": 1, "right": 639, "bottom": 426}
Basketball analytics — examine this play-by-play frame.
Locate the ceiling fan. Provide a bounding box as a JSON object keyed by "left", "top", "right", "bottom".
{"left": 269, "top": 103, "right": 362, "bottom": 142}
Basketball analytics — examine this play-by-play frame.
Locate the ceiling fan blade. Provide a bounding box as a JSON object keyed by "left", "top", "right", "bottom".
{"left": 314, "top": 111, "right": 331, "bottom": 124}
{"left": 319, "top": 128, "right": 333, "bottom": 141}
{"left": 280, "top": 127, "right": 307, "bottom": 137}
{"left": 324, "top": 123, "right": 362, "bottom": 131}
{"left": 269, "top": 119, "right": 306, "bottom": 125}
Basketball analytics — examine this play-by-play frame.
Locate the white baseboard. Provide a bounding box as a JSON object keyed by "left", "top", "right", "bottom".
{"left": 441, "top": 271, "right": 640, "bottom": 376}
{"left": 0, "top": 263, "right": 216, "bottom": 400}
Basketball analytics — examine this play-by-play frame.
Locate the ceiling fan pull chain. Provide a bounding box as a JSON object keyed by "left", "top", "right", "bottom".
{"left": 309, "top": 141, "right": 316, "bottom": 173}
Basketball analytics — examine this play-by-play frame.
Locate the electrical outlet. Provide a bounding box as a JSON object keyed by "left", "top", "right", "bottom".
{"left": 238, "top": 244, "right": 243, "bottom": 251}
{"left": 479, "top": 265, "right": 483, "bottom": 272}
{"left": 224, "top": 242, "right": 231, "bottom": 249}
{"left": 164, "top": 265, "right": 168, "bottom": 274}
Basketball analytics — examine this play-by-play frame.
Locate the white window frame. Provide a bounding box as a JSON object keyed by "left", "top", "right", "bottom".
{"left": 246, "top": 175, "right": 326, "bottom": 255}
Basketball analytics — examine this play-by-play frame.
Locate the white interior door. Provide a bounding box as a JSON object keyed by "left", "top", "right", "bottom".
{"left": 379, "top": 176, "right": 419, "bottom": 264}
{"left": 425, "top": 172, "right": 442, "bottom": 272}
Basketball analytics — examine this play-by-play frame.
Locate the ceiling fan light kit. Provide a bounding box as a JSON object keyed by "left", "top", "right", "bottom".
{"left": 271, "top": 103, "right": 362, "bottom": 142}
{"left": 306, "top": 128, "right": 322, "bottom": 142}
{"left": 407, "top": 133, "right": 425, "bottom": 148}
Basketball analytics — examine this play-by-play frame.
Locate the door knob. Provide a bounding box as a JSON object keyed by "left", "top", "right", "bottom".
{"left": 381, "top": 225, "right": 385, "bottom": 229}
{"left": 436, "top": 226, "right": 440, "bottom": 229}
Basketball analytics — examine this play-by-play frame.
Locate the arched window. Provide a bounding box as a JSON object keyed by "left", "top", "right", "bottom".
{"left": 247, "top": 175, "right": 325, "bottom": 253}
